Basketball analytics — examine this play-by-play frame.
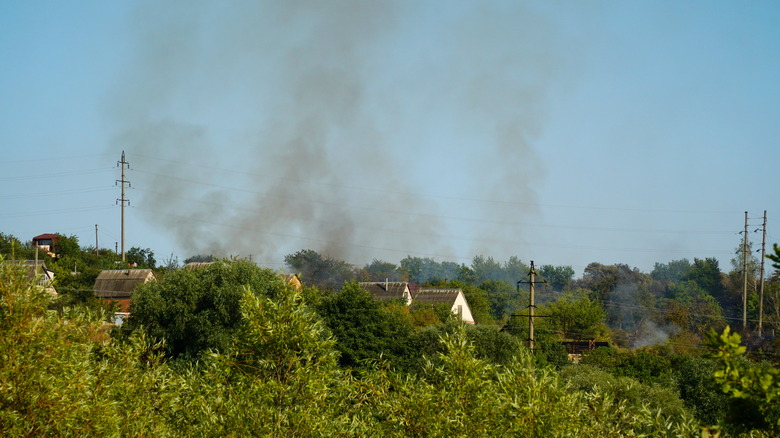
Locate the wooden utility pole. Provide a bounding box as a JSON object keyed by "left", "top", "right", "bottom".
{"left": 116, "top": 151, "right": 130, "bottom": 263}
{"left": 758, "top": 210, "right": 767, "bottom": 336}
{"left": 742, "top": 211, "right": 749, "bottom": 333}
{"left": 95, "top": 224, "right": 99, "bottom": 256}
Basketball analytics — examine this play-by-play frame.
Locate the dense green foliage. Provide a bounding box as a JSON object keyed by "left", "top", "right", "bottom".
{"left": 705, "top": 326, "right": 780, "bottom": 433}
{"left": 2, "top": 230, "right": 780, "bottom": 436}
{"left": 2, "top": 259, "right": 707, "bottom": 436}
{"left": 316, "top": 282, "right": 415, "bottom": 369}
{"left": 122, "top": 260, "right": 284, "bottom": 359}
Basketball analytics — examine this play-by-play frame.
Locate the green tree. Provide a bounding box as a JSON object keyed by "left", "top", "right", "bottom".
{"left": 501, "top": 256, "right": 529, "bottom": 285}
{"left": 578, "top": 262, "right": 620, "bottom": 302}
{"left": 651, "top": 259, "right": 692, "bottom": 283}
{"left": 399, "top": 256, "right": 461, "bottom": 284}
{"left": 316, "top": 282, "right": 414, "bottom": 369}
{"left": 543, "top": 290, "right": 609, "bottom": 340}
{"left": 126, "top": 246, "right": 156, "bottom": 268}
{"left": 358, "top": 259, "right": 401, "bottom": 281}
{"left": 230, "top": 285, "right": 339, "bottom": 383}
{"left": 469, "top": 255, "right": 503, "bottom": 284}
{"left": 0, "top": 256, "right": 176, "bottom": 436}
{"left": 559, "top": 364, "right": 690, "bottom": 422}
{"left": 705, "top": 326, "right": 780, "bottom": 433}
{"left": 284, "top": 249, "right": 354, "bottom": 289}
{"left": 685, "top": 257, "right": 732, "bottom": 314}
{"left": 478, "top": 279, "right": 518, "bottom": 321}
{"left": 578, "top": 263, "right": 653, "bottom": 335}
{"left": 669, "top": 354, "right": 729, "bottom": 425}
{"left": 124, "top": 260, "right": 284, "bottom": 359}
{"left": 659, "top": 280, "right": 726, "bottom": 337}
{"left": 768, "top": 243, "right": 780, "bottom": 271}
{"left": 0, "top": 233, "right": 33, "bottom": 259}
{"left": 409, "top": 302, "right": 456, "bottom": 327}
{"left": 539, "top": 264, "right": 575, "bottom": 292}
{"left": 45, "top": 233, "right": 79, "bottom": 259}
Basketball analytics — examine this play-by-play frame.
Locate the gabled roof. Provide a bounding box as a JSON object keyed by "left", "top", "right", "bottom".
{"left": 94, "top": 269, "right": 155, "bottom": 298}
{"left": 413, "top": 288, "right": 461, "bottom": 306}
{"left": 359, "top": 282, "right": 411, "bottom": 301}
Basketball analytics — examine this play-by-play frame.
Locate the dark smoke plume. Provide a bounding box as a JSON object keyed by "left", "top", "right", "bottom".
{"left": 107, "top": 1, "right": 565, "bottom": 264}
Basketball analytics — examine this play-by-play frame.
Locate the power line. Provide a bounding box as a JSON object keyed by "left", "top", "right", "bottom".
{"left": 130, "top": 169, "right": 737, "bottom": 238}
{"left": 0, "top": 186, "right": 114, "bottom": 200}
{"left": 129, "top": 152, "right": 741, "bottom": 216}
{"left": 0, "top": 168, "right": 113, "bottom": 182}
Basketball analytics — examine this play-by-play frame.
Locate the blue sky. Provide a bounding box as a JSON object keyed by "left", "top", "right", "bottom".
{"left": 2, "top": 1, "right": 778, "bottom": 275}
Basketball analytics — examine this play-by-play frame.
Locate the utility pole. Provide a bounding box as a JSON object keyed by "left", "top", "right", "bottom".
{"left": 758, "top": 210, "right": 767, "bottom": 336}
{"left": 95, "top": 224, "right": 99, "bottom": 256}
{"left": 529, "top": 261, "right": 536, "bottom": 352}
{"left": 116, "top": 151, "right": 130, "bottom": 263}
{"left": 516, "top": 261, "right": 547, "bottom": 353}
{"left": 742, "top": 211, "right": 749, "bottom": 333}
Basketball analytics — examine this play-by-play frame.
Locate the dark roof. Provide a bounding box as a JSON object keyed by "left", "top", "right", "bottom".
{"left": 359, "top": 282, "right": 410, "bottom": 300}
{"left": 94, "top": 269, "right": 155, "bottom": 298}
{"left": 32, "top": 233, "right": 58, "bottom": 241}
{"left": 413, "top": 288, "right": 461, "bottom": 306}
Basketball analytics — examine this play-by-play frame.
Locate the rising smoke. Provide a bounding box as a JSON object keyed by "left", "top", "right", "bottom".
{"left": 107, "top": 1, "right": 565, "bottom": 265}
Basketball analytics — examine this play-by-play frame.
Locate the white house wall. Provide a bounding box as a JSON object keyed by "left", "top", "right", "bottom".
{"left": 452, "top": 291, "right": 475, "bottom": 324}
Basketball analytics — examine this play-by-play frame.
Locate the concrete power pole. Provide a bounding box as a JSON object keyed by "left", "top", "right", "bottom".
{"left": 742, "top": 211, "right": 749, "bottom": 333}
{"left": 516, "top": 261, "right": 546, "bottom": 353}
{"left": 116, "top": 151, "right": 130, "bottom": 263}
{"left": 758, "top": 210, "right": 767, "bottom": 336}
{"left": 95, "top": 224, "right": 99, "bottom": 256}
{"left": 528, "top": 261, "right": 536, "bottom": 352}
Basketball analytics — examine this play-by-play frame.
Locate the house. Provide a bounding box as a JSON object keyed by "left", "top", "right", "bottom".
{"left": 359, "top": 281, "right": 413, "bottom": 305}
{"left": 94, "top": 269, "right": 156, "bottom": 316}
{"left": 413, "top": 288, "right": 475, "bottom": 324}
{"left": 32, "top": 233, "right": 58, "bottom": 256}
{"left": 9, "top": 260, "right": 57, "bottom": 295}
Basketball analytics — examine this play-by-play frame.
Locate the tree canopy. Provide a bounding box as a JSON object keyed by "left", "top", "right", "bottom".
{"left": 123, "top": 259, "right": 285, "bottom": 359}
